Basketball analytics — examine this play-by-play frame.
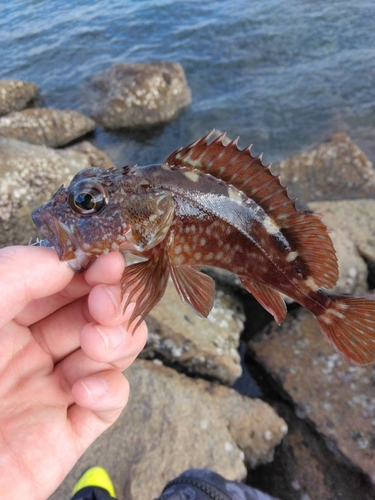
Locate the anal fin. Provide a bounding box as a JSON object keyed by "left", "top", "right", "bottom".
{"left": 240, "top": 277, "right": 287, "bottom": 324}
{"left": 121, "top": 248, "right": 170, "bottom": 329}
{"left": 170, "top": 265, "right": 216, "bottom": 317}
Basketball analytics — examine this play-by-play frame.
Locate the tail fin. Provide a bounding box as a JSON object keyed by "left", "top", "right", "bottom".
{"left": 317, "top": 296, "right": 375, "bottom": 365}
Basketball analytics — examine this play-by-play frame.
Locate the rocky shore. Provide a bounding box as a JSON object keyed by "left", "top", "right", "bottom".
{"left": 1, "top": 72, "right": 375, "bottom": 500}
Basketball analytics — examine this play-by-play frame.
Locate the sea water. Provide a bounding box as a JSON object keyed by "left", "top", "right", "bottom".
{"left": 1, "top": 0, "right": 375, "bottom": 167}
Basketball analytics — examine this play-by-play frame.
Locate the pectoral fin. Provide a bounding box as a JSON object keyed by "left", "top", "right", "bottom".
{"left": 240, "top": 277, "right": 286, "bottom": 324}
{"left": 121, "top": 247, "right": 170, "bottom": 329}
{"left": 170, "top": 265, "right": 216, "bottom": 317}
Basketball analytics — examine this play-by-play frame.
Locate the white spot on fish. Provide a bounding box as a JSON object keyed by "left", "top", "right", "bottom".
{"left": 184, "top": 170, "right": 200, "bottom": 182}
{"left": 161, "top": 163, "right": 171, "bottom": 170}
{"left": 263, "top": 216, "right": 280, "bottom": 235}
{"left": 228, "top": 187, "right": 243, "bottom": 204}
{"left": 286, "top": 251, "right": 299, "bottom": 262}
{"left": 174, "top": 245, "right": 182, "bottom": 255}
{"left": 149, "top": 213, "right": 158, "bottom": 222}
{"left": 174, "top": 255, "right": 186, "bottom": 265}
{"left": 304, "top": 276, "right": 318, "bottom": 291}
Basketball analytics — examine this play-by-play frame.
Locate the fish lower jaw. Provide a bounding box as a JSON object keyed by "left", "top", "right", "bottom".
{"left": 64, "top": 248, "right": 96, "bottom": 272}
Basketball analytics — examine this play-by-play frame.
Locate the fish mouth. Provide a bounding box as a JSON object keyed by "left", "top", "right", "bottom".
{"left": 32, "top": 208, "right": 94, "bottom": 271}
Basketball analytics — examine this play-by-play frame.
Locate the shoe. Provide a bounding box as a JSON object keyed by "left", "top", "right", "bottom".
{"left": 71, "top": 466, "right": 117, "bottom": 500}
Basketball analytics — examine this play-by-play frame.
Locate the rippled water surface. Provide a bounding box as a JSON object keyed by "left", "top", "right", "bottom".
{"left": 2, "top": 0, "right": 375, "bottom": 166}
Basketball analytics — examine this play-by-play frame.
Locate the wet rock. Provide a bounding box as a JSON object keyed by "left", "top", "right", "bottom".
{"left": 66, "top": 140, "right": 115, "bottom": 169}
{"left": 0, "top": 137, "right": 107, "bottom": 247}
{"left": 143, "top": 281, "right": 245, "bottom": 385}
{"left": 49, "top": 360, "right": 287, "bottom": 500}
{"left": 249, "top": 307, "right": 375, "bottom": 486}
{"left": 0, "top": 108, "right": 95, "bottom": 147}
{"left": 91, "top": 62, "right": 192, "bottom": 129}
{"left": 0, "top": 79, "right": 39, "bottom": 116}
{"left": 275, "top": 133, "right": 375, "bottom": 205}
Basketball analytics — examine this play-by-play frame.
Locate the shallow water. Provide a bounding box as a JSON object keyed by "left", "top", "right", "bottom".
{"left": 2, "top": 0, "right": 375, "bottom": 167}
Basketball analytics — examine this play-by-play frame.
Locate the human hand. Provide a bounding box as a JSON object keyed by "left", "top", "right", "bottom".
{"left": 0, "top": 246, "right": 148, "bottom": 499}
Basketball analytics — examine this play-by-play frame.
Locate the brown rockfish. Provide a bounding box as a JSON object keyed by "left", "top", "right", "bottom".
{"left": 32, "top": 132, "right": 375, "bottom": 365}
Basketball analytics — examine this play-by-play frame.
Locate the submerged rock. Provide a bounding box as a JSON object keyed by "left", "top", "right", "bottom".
{"left": 0, "top": 79, "right": 39, "bottom": 116}
{"left": 49, "top": 360, "right": 287, "bottom": 500}
{"left": 249, "top": 306, "right": 375, "bottom": 487}
{"left": 0, "top": 137, "right": 110, "bottom": 247}
{"left": 275, "top": 133, "right": 375, "bottom": 204}
{"left": 91, "top": 62, "right": 192, "bottom": 129}
{"left": 0, "top": 108, "right": 95, "bottom": 147}
{"left": 143, "top": 282, "right": 245, "bottom": 385}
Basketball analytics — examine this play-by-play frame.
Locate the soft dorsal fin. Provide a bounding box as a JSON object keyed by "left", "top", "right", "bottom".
{"left": 166, "top": 131, "right": 339, "bottom": 289}
{"left": 165, "top": 130, "right": 297, "bottom": 219}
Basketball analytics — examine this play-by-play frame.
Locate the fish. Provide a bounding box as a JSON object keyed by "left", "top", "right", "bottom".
{"left": 32, "top": 131, "right": 375, "bottom": 365}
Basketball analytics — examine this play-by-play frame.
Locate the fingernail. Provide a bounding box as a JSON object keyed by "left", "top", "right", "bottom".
{"left": 103, "top": 286, "right": 119, "bottom": 314}
{"left": 81, "top": 377, "right": 108, "bottom": 399}
{"left": 95, "top": 325, "right": 127, "bottom": 351}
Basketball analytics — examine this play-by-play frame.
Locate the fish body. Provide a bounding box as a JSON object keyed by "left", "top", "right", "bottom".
{"left": 32, "top": 132, "right": 375, "bottom": 365}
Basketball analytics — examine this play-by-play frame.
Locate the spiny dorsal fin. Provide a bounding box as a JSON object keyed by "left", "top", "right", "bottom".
{"left": 166, "top": 131, "right": 339, "bottom": 289}
{"left": 165, "top": 130, "right": 297, "bottom": 219}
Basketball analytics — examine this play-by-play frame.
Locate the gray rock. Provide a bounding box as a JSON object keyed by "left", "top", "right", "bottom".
{"left": 308, "top": 199, "right": 375, "bottom": 267}
{"left": 49, "top": 360, "right": 287, "bottom": 500}
{"left": 143, "top": 281, "right": 245, "bottom": 385}
{"left": 66, "top": 140, "right": 115, "bottom": 169}
{"left": 0, "top": 79, "right": 39, "bottom": 116}
{"left": 327, "top": 226, "right": 368, "bottom": 295}
{"left": 91, "top": 62, "right": 192, "bottom": 129}
{"left": 275, "top": 133, "right": 375, "bottom": 205}
{"left": 248, "top": 400, "right": 375, "bottom": 500}
{"left": 249, "top": 306, "right": 375, "bottom": 486}
{"left": 0, "top": 108, "right": 95, "bottom": 147}
{"left": 0, "top": 137, "right": 107, "bottom": 247}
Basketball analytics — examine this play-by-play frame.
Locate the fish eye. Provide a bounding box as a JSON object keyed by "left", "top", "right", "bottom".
{"left": 68, "top": 180, "right": 108, "bottom": 216}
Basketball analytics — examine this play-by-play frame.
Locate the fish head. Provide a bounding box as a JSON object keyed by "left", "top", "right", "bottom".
{"left": 32, "top": 166, "right": 137, "bottom": 271}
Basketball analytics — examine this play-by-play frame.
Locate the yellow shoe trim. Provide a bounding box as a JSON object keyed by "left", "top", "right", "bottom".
{"left": 71, "top": 466, "right": 116, "bottom": 498}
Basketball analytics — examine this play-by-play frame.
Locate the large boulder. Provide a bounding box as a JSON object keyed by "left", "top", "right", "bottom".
{"left": 143, "top": 284, "right": 245, "bottom": 385}
{"left": 0, "top": 79, "right": 39, "bottom": 116}
{"left": 249, "top": 305, "right": 375, "bottom": 491}
{"left": 0, "top": 108, "right": 95, "bottom": 147}
{"left": 91, "top": 62, "right": 192, "bottom": 129}
{"left": 0, "top": 137, "right": 114, "bottom": 247}
{"left": 308, "top": 199, "right": 375, "bottom": 269}
{"left": 275, "top": 133, "right": 375, "bottom": 205}
{"left": 49, "top": 360, "right": 287, "bottom": 500}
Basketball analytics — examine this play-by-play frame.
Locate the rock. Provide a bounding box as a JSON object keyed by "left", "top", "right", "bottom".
{"left": 0, "top": 79, "right": 39, "bottom": 116}
{"left": 327, "top": 226, "right": 368, "bottom": 295}
{"left": 143, "top": 281, "right": 245, "bottom": 385}
{"left": 0, "top": 108, "right": 95, "bottom": 147}
{"left": 248, "top": 400, "right": 375, "bottom": 500}
{"left": 49, "top": 359, "right": 287, "bottom": 500}
{"left": 91, "top": 62, "right": 192, "bottom": 129}
{"left": 249, "top": 307, "right": 375, "bottom": 486}
{"left": 275, "top": 133, "right": 375, "bottom": 205}
{"left": 308, "top": 199, "right": 375, "bottom": 268}
{"left": 66, "top": 140, "right": 115, "bottom": 169}
{"left": 0, "top": 137, "right": 107, "bottom": 247}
